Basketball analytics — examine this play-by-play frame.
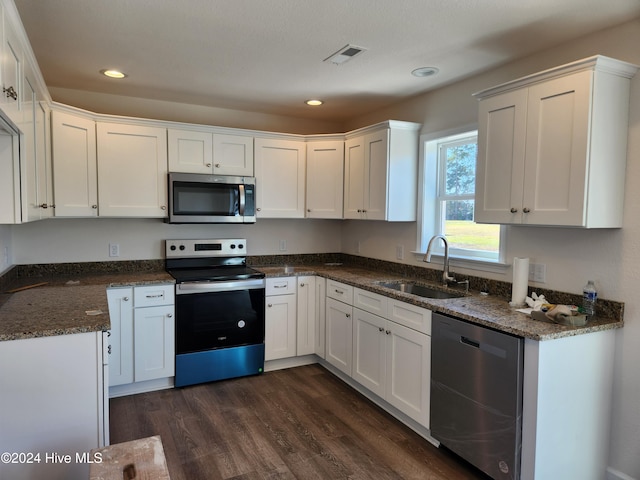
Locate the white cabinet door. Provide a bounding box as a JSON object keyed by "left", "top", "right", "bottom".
{"left": 385, "top": 321, "right": 430, "bottom": 427}
{"left": 167, "top": 130, "right": 253, "bottom": 176}
{"left": 352, "top": 308, "right": 386, "bottom": 397}
{"left": 314, "top": 277, "right": 326, "bottom": 358}
{"left": 0, "top": 19, "right": 22, "bottom": 123}
{"left": 296, "top": 276, "right": 316, "bottom": 356}
{"left": 167, "top": 128, "right": 213, "bottom": 174}
{"left": 343, "top": 136, "right": 365, "bottom": 219}
{"left": 344, "top": 122, "right": 419, "bottom": 221}
{"left": 325, "top": 297, "right": 353, "bottom": 376}
{"left": 363, "top": 129, "right": 389, "bottom": 220}
{"left": 522, "top": 71, "right": 591, "bottom": 226}
{"left": 306, "top": 140, "right": 344, "bottom": 218}
{"left": 97, "top": 122, "right": 168, "bottom": 217}
{"left": 474, "top": 88, "right": 528, "bottom": 225}
{"left": 51, "top": 110, "right": 98, "bottom": 217}
{"left": 133, "top": 304, "right": 175, "bottom": 382}
{"left": 254, "top": 137, "right": 306, "bottom": 218}
{"left": 213, "top": 133, "right": 253, "bottom": 176}
{"left": 107, "top": 287, "right": 134, "bottom": 386}
{"left": 265, "top": 293, "right": 297, "bottom": 360}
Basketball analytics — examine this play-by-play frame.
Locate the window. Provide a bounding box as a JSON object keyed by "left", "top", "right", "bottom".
{"left": 420, "top": 129, "right": 504, "bottom": 266}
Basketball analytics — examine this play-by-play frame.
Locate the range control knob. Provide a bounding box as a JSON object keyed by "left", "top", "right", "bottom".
{"left": 238, "top": 244, "right": 244, "bottom": 249}
{"left": 179, "top": 245, "right": 186, "bottom": 251}
{"left": 230, "top": 244, "right": 236, "bottom": 249}
{"left": 170, "top": 245, "right": 177, "bottom": 251}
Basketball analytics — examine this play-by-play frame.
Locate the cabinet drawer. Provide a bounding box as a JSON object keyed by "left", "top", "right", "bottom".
{"left": 354, "top": 288, "right": 387, "bottom": 316}
{"left": 326, "top": 280, "right": 354, "bottom": 304}
{"left": 133, "top": 284, "right": 175, "bottom": 308}
{"left": 387, "top": 299, "right": 432, "bottom": 335}
{"left": 266, "top": 277, "right": 296, "bottom": 295}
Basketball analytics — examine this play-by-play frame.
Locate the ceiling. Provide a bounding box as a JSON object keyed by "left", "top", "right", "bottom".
{"left": 13, "top": 0, "right": 640, "bottom": 122}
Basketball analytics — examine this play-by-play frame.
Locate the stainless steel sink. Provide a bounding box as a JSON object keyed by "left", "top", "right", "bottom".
{"left": 376, "top": 281, "right": 465, "bottom": 299}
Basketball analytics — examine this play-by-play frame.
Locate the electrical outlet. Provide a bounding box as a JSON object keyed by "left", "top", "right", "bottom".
{"left": 279, "top": 239, "right": 287, "bottom": 251}
{"left": 396, "top": 244, "right": 404, "bottom": 260}
{"left": 109, "top": 243, "right": 120, "bottom": 257}
{"left": 529, "top": 263, "right": 546, "bottom": 283}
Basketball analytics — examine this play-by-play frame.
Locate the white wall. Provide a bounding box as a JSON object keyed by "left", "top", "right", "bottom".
{"left": 341, "top": 18, "right": 640, "bottom": 479}
{"left": 11, "top": 218, "right": 342, "bottom": 264}
{"left": 0, "top": 224, "right": 11, "bottom": 274}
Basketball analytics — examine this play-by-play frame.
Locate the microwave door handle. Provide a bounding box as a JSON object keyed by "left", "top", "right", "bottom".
{"left": 238, "top": 184, "right": 246, "bottom": 215}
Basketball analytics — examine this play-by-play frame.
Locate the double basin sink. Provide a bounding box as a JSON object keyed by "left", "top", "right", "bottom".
{"left": 375, "top": 281, "right": 466, "bottom": 300}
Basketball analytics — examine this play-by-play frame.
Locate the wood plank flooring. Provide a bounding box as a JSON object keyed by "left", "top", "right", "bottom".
{"left": 110, "top": 364, "right": 490, "bottom": 479}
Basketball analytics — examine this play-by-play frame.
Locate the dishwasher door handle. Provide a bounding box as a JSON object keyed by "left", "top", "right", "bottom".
{"left": 460, "top": 336, "right": 480, "bottom": 348}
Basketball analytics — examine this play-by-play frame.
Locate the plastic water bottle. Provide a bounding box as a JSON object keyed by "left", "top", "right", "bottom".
{"left": 582, "top": 280, "right": 597, "bottom": 317}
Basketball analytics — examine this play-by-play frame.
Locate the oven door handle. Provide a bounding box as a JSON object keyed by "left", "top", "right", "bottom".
{"left": 176, "top": 278, "right": 265, "bottom": 294}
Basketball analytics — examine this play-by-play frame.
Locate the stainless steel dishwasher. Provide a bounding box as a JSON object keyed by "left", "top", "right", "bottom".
{"left": 431, "top": 313, "right": 524, "bottom": 480}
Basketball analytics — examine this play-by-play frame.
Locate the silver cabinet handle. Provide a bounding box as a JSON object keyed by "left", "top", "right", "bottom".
{"left": 92, "top": 205, "right": 98, "bottom": 209}
{"left": 161, "top": 205, "right": 167, "bottom": 210}
{"left": 300, "top": 283, "right": 305, "bottom": 287}
{"left": 335, "top": 289, "right": 344, "bottom": 294}
{"left": 346, "top": 313, "right": 351, "bottom": 318}
{"left": 215, "top": 163, "right": 221, "bottom": 168}
{"left": 510, "top": 207, "right": 518, "bottom": 213}
{"left": 267, "top": 303, "right": 273, "bottom": 308}
{"left": 123, "top": 297, "right": 129, "bottom": 301}
{"left": 146, "top": 294, "right": 164, "bottom": 298}
{"left": 107, "top": 345, "right": 112, "bottom": 355}
{"left": 385, "top": 330, "right": 391, "bottom": 335}
{"left": 523, "top": 207, "right": 531, "bottom": 213}
{"left": 167, "top": 313, "right": 173, "bottom": 318}
{"left": 274, "top": 284, "right": 287, "bottom": 289}
{"left": 378, "top": 327, "right": 384, "bottom": 332}
{"left": 206, "top": 163, "right": 212, "bottom": 167}
{"left": 40, "top": 203, "right": 48, "bottom": 209}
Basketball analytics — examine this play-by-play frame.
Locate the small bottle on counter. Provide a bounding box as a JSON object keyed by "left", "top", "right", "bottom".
{"left": 582, "top": 280, "right": 597, "bottom": 317}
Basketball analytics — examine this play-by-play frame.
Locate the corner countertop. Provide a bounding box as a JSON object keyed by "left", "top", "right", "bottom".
{"left": 0, "top": 272, "right": 174, "bottom": 341}
{"left": 255, "top": 264, "right": 623, "bottom": 341}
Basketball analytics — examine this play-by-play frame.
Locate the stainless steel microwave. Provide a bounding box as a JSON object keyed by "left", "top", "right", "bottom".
{"left": 167, "top": 173, "right": 256, "bottom": 224}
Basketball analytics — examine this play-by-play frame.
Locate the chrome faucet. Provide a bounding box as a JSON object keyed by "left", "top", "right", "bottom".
{"left": 423, "top": 235, "right": 456, "bottom": 286}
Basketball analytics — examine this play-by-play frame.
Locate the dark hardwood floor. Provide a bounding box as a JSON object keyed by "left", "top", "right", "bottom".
{"left": 110, "top": 364, "right": 490, "bottom": 479}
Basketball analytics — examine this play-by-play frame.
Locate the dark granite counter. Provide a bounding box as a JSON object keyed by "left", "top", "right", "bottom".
{"left": 0, "top": 271, "right": 174, "bottom": 341}
{"left": 256, "top": 264, "right": 623, "bottom": 341}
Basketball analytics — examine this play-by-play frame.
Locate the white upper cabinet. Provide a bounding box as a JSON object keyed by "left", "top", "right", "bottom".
{"left": 343, "top": 121, "right": 420, "bottom": 221}
{"left": 0, "top": 13, "right": 22, "bottom": 124}
{"left": 168, "top": 128, "right": 253, "bottom": 176}
{"left": 475, "top": 55, "right": 638, "bottom": 228}
{"left": 305, "top": 139, "right": 344, "bottom": 219}
{"left": 254, "top": 137, "right": 306, "bottom": 218}
{"left": 51, "top": 110, "right": 98, "bottom": 217}
{"left": 97, "top": 122, "right": 168, "bottom": 217}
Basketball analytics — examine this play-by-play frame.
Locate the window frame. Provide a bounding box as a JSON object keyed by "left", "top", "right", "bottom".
{"left": 416, "top": 125, "right": 507, "bottom": 273}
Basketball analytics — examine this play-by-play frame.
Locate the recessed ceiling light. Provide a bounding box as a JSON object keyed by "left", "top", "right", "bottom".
{"left": 100, "top": 69, "right": 127, "bottom": 79}
{"left": 305, "top": 99, "right": 324, "bottom": 106}
{"left": 411, "top": 67, "right": 439, "bottom": 78}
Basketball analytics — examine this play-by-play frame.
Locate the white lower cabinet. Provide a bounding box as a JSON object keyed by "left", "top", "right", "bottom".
{"left": 326, "top": 296, "right": 354, "bottom": 376}
{"left": 296, "top": 276, "right": 317, "bottom": 356}
{"left": 348, "top": 287, "right": 431, "bottom": 427}
{"left": 265, "top": 277, "right": 297, "bottom": 360}
{"left": 106, "top": 284, "right": 175, "bottom": 393}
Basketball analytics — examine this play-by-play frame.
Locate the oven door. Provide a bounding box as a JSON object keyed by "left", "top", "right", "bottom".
{"left": 175, "top": 279, "right": 265, "bottom": 354}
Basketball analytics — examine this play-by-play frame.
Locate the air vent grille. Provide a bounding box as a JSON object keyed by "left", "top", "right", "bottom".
{"left": 324, "top": 44, "right": 367, "bottom": 65}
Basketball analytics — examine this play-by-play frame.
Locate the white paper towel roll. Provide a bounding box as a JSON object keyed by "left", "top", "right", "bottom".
{"left": 511, "top": 257, "right": 530, "bottom": 306}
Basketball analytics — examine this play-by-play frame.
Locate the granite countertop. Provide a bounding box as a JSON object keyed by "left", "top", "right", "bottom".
{"left": 256, "top": 264, "right": 623, "bottom": 341}
{"left": 0, "top": 271, "right": 174, "bottom": 341}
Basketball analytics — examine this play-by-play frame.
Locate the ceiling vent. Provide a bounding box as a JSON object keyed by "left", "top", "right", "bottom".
{"left": 324, "top": 44, "right": 367, "bottom": 65}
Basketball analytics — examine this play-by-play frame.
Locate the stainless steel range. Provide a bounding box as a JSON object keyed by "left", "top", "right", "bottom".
{"left": 165, "top": 238, "right": 265, "bottom": 387}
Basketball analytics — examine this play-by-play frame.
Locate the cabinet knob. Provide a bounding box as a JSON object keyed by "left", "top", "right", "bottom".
{"left": 267, "top": 303, "right": 273, "bottom": 308}
{"left": 215, "top": 163, "right": 221, "bottom": 168}
{"left": 257, "top": 207, "right": 261, "bottom": 212}
{"left": 385, "top": 330, "right": 391, "bottom": 335}
{"left": 40, "top": 203, "right": 48, "bottom": 209}
{"left": 107, "top": 345, "right": 112, "bottom": 355}
{"left": 307, "top": 209, "right": 311, "bottom": 212}
{"left": 206, "top": 163, "right": 212, "bottom": 168}
{"left": 50, "top": 204, "right": 56, "bottom": 208}
{"left": 378, "top": 327, "right": 384, "bottom": 332}
{"left": 300, "top": 283, "right": 305, "bottom": 287}
{"left": 510, "top": 207, "right": 518, "bottom": 213}
{"left": 346, "top": 313, "right": 351, "bottom": 318}
{"left": 123, "top": 297, "right": 129, "bottom": 301}
{"left": 161, "top": 205, "right": 167, "bottom": 210}
{"left": 92, "top": 205, "right": 98, "bottom": 209}
{"left": 167, "top": 313, "right": 173, "bottom": 318}
{"left": 357, "top": 209, "right": 362, "bottom": 213}
{"left": 3, "top": 86, "right": 17, "bottom": 100}
{"left": 523, "top": 207, "right": 531, "bottom": 213}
